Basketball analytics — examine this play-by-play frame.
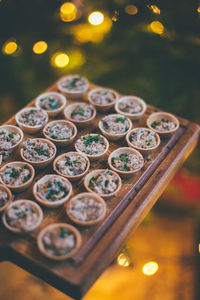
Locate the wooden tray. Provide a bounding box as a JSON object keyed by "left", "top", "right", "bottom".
{"left": 0, "top": 80, "right": 199, "bottom": 299}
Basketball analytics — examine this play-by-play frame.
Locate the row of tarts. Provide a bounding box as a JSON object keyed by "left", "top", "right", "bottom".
{"left": 0, "top": 75, "right": 180, "bottom": 261}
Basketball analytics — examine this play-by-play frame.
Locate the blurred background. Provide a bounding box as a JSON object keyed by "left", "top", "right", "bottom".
{"left": 0, "top": 0, "right": 200, "bottom": 299}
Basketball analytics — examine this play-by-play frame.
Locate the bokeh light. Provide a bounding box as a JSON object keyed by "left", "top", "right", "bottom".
{"left": 71, "top": 16, "right": 112, "bottom": 43}
{"left": 197, "top": 5, "right": 200, "bottom": 13}
{"left": 117, "top": 253, "right": 131, "bottom": 267}
{"left": 88, "top": 11, "right": 104, "bottom": 25}
{"left": 142, "top": 261, "right": 159, "bottom": 276}
{"left": 125, "top": 5, "right": 138, "bottom": 15}
{"left": 149, "top": 5, "right": 160, "bottom": 14}
{"left": 149, "top": 21, "right": 164, "bottom": 35}
{"left": 32, "top": 41, "right": 48, "bottom": 54}
{"left": 2, "top": 40, "right": 18, "bottom": 55}
{"left": 51, "top": 52, "right": 69, "bottom": 68}
{"left": 60, "top": 2, "right": 77, "bottom": 22}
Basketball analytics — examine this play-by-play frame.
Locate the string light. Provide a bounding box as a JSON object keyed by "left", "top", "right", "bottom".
{"left": 51, "top": 52, "right": 69, "bottom": 68}
{"left": 117, "top": 253, "right": 131, "bottom": 267}
{"left": 125, "top": 5, "right": 138, "bottom": 15}
{"left": 60, "top": 2, "right": 77, "bottom": 22}
{"left": 2, "top": 40, "right": 18, "bottom": 55}
{"left": 142, "top": 261, "right": 159, "bottom": 276}
{"left": 33, "top": 41, "right": 48, "bottom": 54}
{"left": 148, "top": 5, "right": 160, "bottom": 15}
{"left": 197, "top": 6, "right": 200, "bottom": 13}
{"left": 149, "top": 21, "right": 164, "bottom": 35}
{"left": 88, "top": 11, "right": 104, "bottom": 25}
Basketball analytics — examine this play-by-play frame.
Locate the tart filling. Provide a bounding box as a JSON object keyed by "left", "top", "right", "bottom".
{"left": 67, "top": 194, "right": 105, "bottom": 223}
{"left": 44, "top": 122, "right": 75, "bottom": 141}
{"left": 0, "top": 187, "right": 9, "bottom": 208}
{"left": 111, "top": 152, "right": 143, "bottom": 172}
{"left": 118, "top": 98, "right": 143, "bottom": 114}
{"left": 55, "top": 153, "right": 88, "bottom": 176}
{"left": 100, "top": 115, "right": 130, "bottom": 135}
{"left": 35, "top": 175, "right": 71, "bottom": 203}
{"left": 88, "top": 170, "right": 119, "bottom": 195}
{"left": 75, "top": 134, "right": 107, "bottom": 156}
{"left": 0, "top": 128, "right": 21, "bottom": 150}
{"left": 38, "top": 95, "right": 62, "bottom": 111}
{"left": 151, "top": 118, "right": 176, "bottom": 131}
{"left": 70, "top": 104, "right": 94, "bottom": 122}
{"left": 129, "top": 128, "right": 158, "bottom": 149}
{"left": 22, "top": 138, "right": 55, "bottom": 162}
{"left": 0, "top": 164, "right": 31, "bottom": 186}
{"left": 59, "top": 75, "right": 88, "bottom": 93}
{"left": 4, "top": 200, "right": 42, "bottom": 232}
{"left": 39, "top": 224, "right": 80, "bottom": 257}
{"left": 17, "top": 108, "right": 48, "bottom": 127}
{"left": 90, "top": 88, "right": 117, "bottom": 105}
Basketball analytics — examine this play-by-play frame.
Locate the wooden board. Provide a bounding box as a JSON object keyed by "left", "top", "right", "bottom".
{"left": 0, "top": 80, "right": 199, "bottom": 299}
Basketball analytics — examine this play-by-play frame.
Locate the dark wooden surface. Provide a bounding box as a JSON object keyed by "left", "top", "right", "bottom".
{"left": 0, "top": 80, "right": 199, "bottom": 299}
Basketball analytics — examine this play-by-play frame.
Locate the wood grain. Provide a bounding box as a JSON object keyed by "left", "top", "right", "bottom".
{"left": 0, "top": 80, "right": 199, "bottom": 299}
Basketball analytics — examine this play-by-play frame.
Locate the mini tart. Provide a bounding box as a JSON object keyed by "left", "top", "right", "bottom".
{"left": 126, "top": 127, "right": 160, "bottom": 155}
{"left": 35, "top": 92, "right": 67, "bottom": 117}
{"left": 57, "top": 75, "right": 89, "bottom": 98}
{"left": 66, "top": 192, "right": 107, "bottom": 226}
{"left": 115, "top": 96, "right": 146, "bottom": 121}
{"left": 16, "top": 107, "right": 48, "bottom": 134}
{"left": 87, "top": 87, "right": 119, "bottom": 111}
{"left": 2, "top": 199, "right": 43, "bottom": 234}
{"left": 108, "top": 147, "right": 144, "bottom": 177}
{"left": 84, "top": 169, "right": 122, "bottom": 198}
{"left": 98, "top": 114, "right": 132, "bottom": 141}
{"left": 43, "top": 120, "right": 77, "bottom": 147}
{"left": 33, "top": 174, "right": 72, "bottom": 208}
{"left": 0, "top": 125, "right": 24, "bottom": 152}
{"left": 0, "top": 184, "right": 13, "bottom": 213}
{"left": 75, "top": 133, "right": 109, "bottom": 161}
{"left": 53, "top": 152, "right": 90, "bottom": 181}
{"left": 20, "top": 138, "right": 57, "bottom": 168}
{"left": 37, "top": 223, "right": 82, "bottom": 260}
{"left": 0, "top": 161, "right": 35, "bottom": 192}
{"left": 147, "top": 112, "right": 180, "bottom": 137}
{"left": 64, "top": 102, "right": 96, "bottom": 127}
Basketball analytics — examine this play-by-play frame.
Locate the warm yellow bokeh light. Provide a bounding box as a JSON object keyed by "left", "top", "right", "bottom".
{"left": 60, "top": 2, "right": 77, "bottom": 22}
{"left": 88, "top": 11, "right": 104, "bottom": 25}
{"left": 150, "top": 21, "right": 164, "bottom": 34}
{"left": 3, "top": 41, "right": 18, "bottom": 55}
{"left": 149, "top": 5, "right": 160, "bottom": 14}
{"left": 117, "top": 253, "right": 131, "bottom": 267}
{"left": 142, "top": 261, "right": 159, "bottom": 276}
{"left": 51, "top": 52, "right": 69, "bottom": 68}
{"left": 33, "top": 41, "right": 48, "bottom": 54}
{"left": 197, "top": 5, "right": 200, "bottom": 13}
{"left": 198, "top": 243, "right": 200, "bottom": 253}
{"left": 125, "top": 5, "right": 138, "bottom": 15}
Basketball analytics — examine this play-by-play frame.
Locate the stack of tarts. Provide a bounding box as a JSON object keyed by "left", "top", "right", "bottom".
{"left": 0, "top": 74, "right": 180, "bottom": 261}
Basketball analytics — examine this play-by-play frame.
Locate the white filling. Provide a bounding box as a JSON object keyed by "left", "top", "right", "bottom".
{"left": 22, "top": 138, "right": 55, "bottom": 162}
{"left": 91, "top": 89, "right": 116, "bottom": 105}
{"left": 42, "top": 227, "right": 76, "bottom": 256}
{"left": 0, "top": 165, "right": 31, "bottom": 186}
{"left": 75, "top": 134, "right": 106, "bottom": 156}
{"left": 129, "top": 129, "right": 158, "bottom": 148}
{"left": 68, "top": 197, "right": 104, "bottom": 222}
{"left": 89, "top": 170, "right": 119, "bottom": 195}
{"left": 44, "top": 123, "right": 74, "bottom": 140}
{"left": 6, "top": 202, "right": 39, "bottom": 231}
{"left": 0, "top": 129, "right": 21, "bottom": 150}
{"left": 56, "top": 153, "right": 87, "bottom": 176}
